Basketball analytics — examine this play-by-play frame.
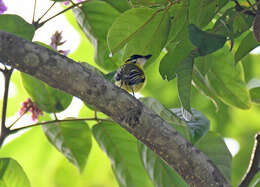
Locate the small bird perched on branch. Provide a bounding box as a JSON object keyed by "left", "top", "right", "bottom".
{"left": 114, "top": 54, "right": 152, "bottom": 96}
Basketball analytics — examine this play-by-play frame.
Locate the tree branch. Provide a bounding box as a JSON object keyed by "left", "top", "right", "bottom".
{"left": 239, "top": 132, "right": 260, "bottom": 187}
{"left": 0, "top": 31, "right": 230, "bottom": 187}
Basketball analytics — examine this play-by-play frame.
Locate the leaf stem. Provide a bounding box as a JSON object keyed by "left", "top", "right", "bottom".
{"left": 239, "top": 132, "right": 260, "bottom": 187}
{"left": 10, "top": 117, "right": 113, "bottom": 133}
{"left": 34, "top": 1, "right": 56, "bottom": 27}
{"left": 0, "top": 66, "right": 14, "bottom": 148}
{"left": 37, "top": 0, "right": 90, "bottom": 29}
{"left": 32, "top": 0, "right": 37, "bottom": 23}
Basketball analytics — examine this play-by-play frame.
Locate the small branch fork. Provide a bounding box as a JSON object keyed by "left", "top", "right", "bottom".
{"left": 239, "top": 132, "right": 260, "bottom": 187}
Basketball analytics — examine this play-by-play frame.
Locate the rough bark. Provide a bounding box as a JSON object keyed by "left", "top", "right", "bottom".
{"left": 0, "top": 31, "right": 230, "bottom": 187}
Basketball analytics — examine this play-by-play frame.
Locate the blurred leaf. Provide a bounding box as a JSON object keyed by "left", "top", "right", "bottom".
{"left": 248, "top": 78, "right": 260, "bottom": 104}
{"left": 50, "top": 0, "right": 67, "bottom": 1}
{"left": 42, "top": 120, "right": 92, "bottom": 173}
{"left": 212, "top": 7, "right": 254, "bottom": 38}
{"left": 140, "top": 97, "right": 190, "bottom": 141}
{"left": 167, "top": 0, "right": 188, "bottom": 42}
{"left": 0, "top": 158, "right": 31, "bottom": 187}
{"left": 177, "top": 56, "right": 194, "bottom": 120}
{"left": 103, "top": 71, "right": 116, "bottom": 83}
{"left": 192, "top": 66, "right": 219, "bottom": 110}
{"left": 92, "top": 122, "right": 153, "bottom": 187}
{"left": 171, "top": 108, "right": 210, "bottom": 144}
{"left": 207, "top": 48, "right": 251, "bottom": 109}
{"left": 189, "top": 24, "right": 226, "bottom": 56}
{"left": 129, "top": 0, "right": 168, "bottom": 6}
{"left": 107, "top": 8, "right": 170, "bottom": 63}
{"left": 189, "top": 0, "right": 228, "bottom": 28}
{"left": 235, "top": 31, "right": 259, "bottom": 63}
{"left": 195, "top": 132, "right": 232, "bottom": 181}
{"left": 253, "top": 178, "right": 260, "bottom": 187}
{"left": 101, "top": 0, "right": 130, "bottom": 12}
{"left": 20, "top": 73, "right": 73, "bottom": 113}
{"left": 0, "top": 14, "right": 35, "bottom": 41}
{"left": 159, "top": 24, "right": 195, "bottom": 81}
{"left": 73, "top": 0, "right": 122, "bottom": 71}
{"left": 137, "top": 142, "right": 188, "bottom": 187}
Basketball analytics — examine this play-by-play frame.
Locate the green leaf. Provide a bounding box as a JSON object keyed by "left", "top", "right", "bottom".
{"left": 189, "top": 24, "right": 226, "bottom": 56}
{"left": 0, "top": 14, "right": 35, "bottom": 41}
{"left": 92, "top": 122, "right": 153, "bottom": 187}
{"left": 177, "top": 56, "right": 194, "bottom": 121}
{"left": 248, "top": 79, "right": 260, "bottom": 104}
{"left": 20, "top": 73, "right": 73, "bottom": 113}
{"left": 73, "top": 0, "right": 122, "bottom": 71}
{"left": 137, "top": 142, "right": 188, "bottom": 187}
{"left": 107, "top": 8, "right": 170, "bottom": 63}
{"left": 195, "top": 132, "right": 232, "bottom": 181}
{"left": 42, "top": 120, "right": 92, "bottom": 173}
{"left": 129, "top": 0, "right": 168, "bottom": 6}
{"left": 189, "top": 0, "right": 228, "bottom": 28}
{"left": 207, "top": 48, "right": 251, "bottom": 109}
{"left": 140, "top": 97, "right": 190, "bottom": 141}
{"left": 167, "top": 0, "right": 189, "bottom": 43}
{"left": 159, "top": 24, "right": 195, "bottom": 81}
{"left": 171, "top": 108, "right": 210, "bottom": 144}
{"left": 212, "top": 8, "right": 254, "bottom": 38}
{"left": 103, "top": 71, "right": 117, "bottom": 83}
{"left": 0, "top": 158, "right": 31, "bottom": 187}
{"left": 101, "top": 0, "right": 131, "bottom": 12}
{"left": 235, "top": 31, "right": 259, "bottom": 63}
{"left": 192, "top": 66, "right": 219, "bottom": 110}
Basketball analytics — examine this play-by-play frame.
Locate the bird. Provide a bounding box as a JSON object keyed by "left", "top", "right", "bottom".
{"left": 114, "top": 54, "right": 152, "bottom": 96}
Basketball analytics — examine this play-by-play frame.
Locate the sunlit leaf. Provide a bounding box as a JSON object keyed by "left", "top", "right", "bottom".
{"left": 195, "top": 132, "right": 232, "bottom": 181}
{"left": 0, "top": 14, "right": 35, "bottom": 41}
{"left": 189, "top": 24, "right": 226, "bottom": 56}
{"left": 189, "top": 0, "right": 228, "bottom": 28}
{"left": 248, "top": 78, "right": 260, "bottom": 104}
{"left": 73, "top": 0, "right": 122, "bottom": 71}
{"left": 20, "top": 73, "right": 73, "bottom": 113}
{"left": 101, "top": 0, "right": 130, "bottom": 12}
{"left": 235, "top": 31, "right": 259, "bottom": 63}
{"left": 92, "top": 122, "right": 153, "bottom": 187}
{"left": 177, "top": 56, "right": 194, "bottom": 120}
{"left": 42, "top": 120, "right": 92, "bottom": 173}
{"left": 107, "top": 8, "right": 170, "bottom": 63}
{"left": 0, "top": 158, "right": 31, "bottom": 187}
{"left": 137, "top": 142, "right": 188, "bottom": 187}
{"left": 129, "top": 0, "right": 168, "bottom": 7}
{"left": 207, "top": 47, "right": 251, "bottom": 109}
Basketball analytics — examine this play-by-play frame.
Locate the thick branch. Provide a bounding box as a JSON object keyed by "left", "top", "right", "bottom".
{"left": 0, "top": 31, "right": 230, "bottom": 187}
{"left": 239, "top": 132, "right": 260, "bottom": 187}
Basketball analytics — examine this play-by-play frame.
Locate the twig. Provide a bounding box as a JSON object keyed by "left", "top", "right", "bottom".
{"left": 0, "top": 67, "right": 14, "bottom": 147}
{"left": 239, "top": 132, "right": 260, "bottom": 187}
{"left": 36, "top": 0, "right": 90, "bottom": 29}
{"left": 10, "top": 117, "right": 113, "bottom": 133}
{"left": 32, "top": 0, "right": 37, "bottom": 23}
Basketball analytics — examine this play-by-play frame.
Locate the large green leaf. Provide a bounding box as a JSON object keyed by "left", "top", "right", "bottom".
{"left": 171, "top": 108, "right": 210, "bottom": 144}
{"left": 101, "top": 0, "right": 130, "bottom": 12}
{"left": 129, "top": 0, "right": 168, "bottom": 7}
{"left": 0, "top": 14, "right": 35, "bottom": 41}
{"left": 137, "top": 142, "right": 188, "bottom": 187}
{"left": 212, "top": 7, "right": 254, "bottom": 38}
{"left": 107, "top": 8, "right": 170, "bottom": 63}
{"left": 20, "top": 73, "right": 73, "bottom": 113}
{"left": 247, "top": 79, "right": 260, "bottom": 104}
{"left": 73, "top": 0, "right": 122, "bottom": 71}
{"left": 92, "top": 122, "right": 153, "bottom": 187}
{"left": 189, "top": 0, "right": 228, "bottom": 28}
{"left": 0, "top": 158, "right": 31, "bottom": 187}
{"left": 189, "top": 24, "right": 226, "bottom": 56}
{"left": 207, "top": 48, "right": 251, "bottom": 109}
{"left": 192, "top": 65, "right": 219, "bottom": 110}
{"left": 42, "top": 120, "right": 92, "bottom": 173}
{"left": 235, "top": 31, "right": 259, "bottom": 63}
{"left": 141, "top": 97, "right": 210, "bottom": 144}
{"left": 177, "top": 56, "right": 194, "bottom": 121}
{"left": 195, "top": 132, "right": 232, "bottom": 181}
{"left": 159, "top": 24, "right": 195, "bottom": 81}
